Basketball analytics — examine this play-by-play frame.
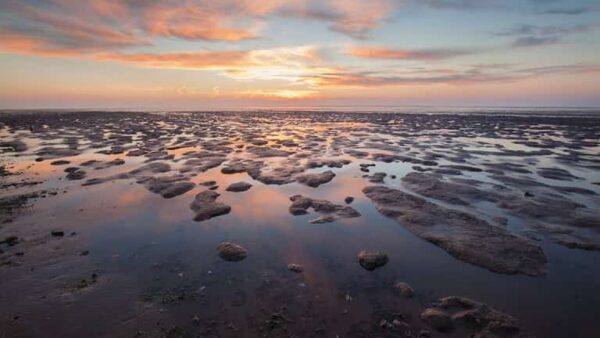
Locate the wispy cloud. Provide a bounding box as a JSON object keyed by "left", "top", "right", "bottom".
{"left": 0, "top": 0, "right": 394, "bottom": 58}
{"left": 511, "top": 36, "right": 561, "bottom": 47}
{"left": 493, "top": 23, "right": 596, "bottom": 48}
{"left": 304, "top": 63, "right": 600, "bottom": 88}
{"left": 542, "top": 8, "right": 589, "bottom": 15}
{"left": 346, "top": 46, "right": 476, "bottom": 60}
{"left": 97, "top": 46, "right": 335, "bottom": 85}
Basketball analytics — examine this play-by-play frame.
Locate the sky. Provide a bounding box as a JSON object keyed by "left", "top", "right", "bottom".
{"left": 0, "top": 0, "right": 599, "bottom": 109}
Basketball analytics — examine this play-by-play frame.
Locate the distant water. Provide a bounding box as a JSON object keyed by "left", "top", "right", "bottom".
{"left": 2, "top": 106, "right": 600, "bottom": 117}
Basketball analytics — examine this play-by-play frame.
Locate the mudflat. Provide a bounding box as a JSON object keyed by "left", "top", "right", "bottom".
{"left": 1, "top": 110, "right": 599, "bottom": 337}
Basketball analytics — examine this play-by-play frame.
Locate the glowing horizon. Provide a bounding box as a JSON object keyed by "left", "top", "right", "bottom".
{"left": 1, "top": 0, "right": 599, "bottom": 109}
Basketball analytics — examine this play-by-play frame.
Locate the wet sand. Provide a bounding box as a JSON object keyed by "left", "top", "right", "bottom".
{"left": 1, "top": 111, "right": 599, "bottom": 337}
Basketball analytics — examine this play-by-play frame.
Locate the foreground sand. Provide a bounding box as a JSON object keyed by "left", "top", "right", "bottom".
{"left": 1, "top": 111, "right": 599, "bottom": 337}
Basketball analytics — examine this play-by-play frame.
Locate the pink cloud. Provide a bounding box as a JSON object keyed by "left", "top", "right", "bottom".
{"left": 0, "top": 0, "right": 394, "bottom": 58}
{"left": 347, "top": 46, "right": 475, "bottom": 60}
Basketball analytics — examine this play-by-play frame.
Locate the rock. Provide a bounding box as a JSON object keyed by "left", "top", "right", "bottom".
{"left": 537, "top": 167, "right": 580, "bottom": 181}
{"left": 421, "top": 308, "right": 453, "bottom": 332}
{"left": 289, "top": 195, "right": 360, "bottom": 221}
{"left": 357, "top": 250, "right": 388, "bottom": 271}
{"left": 365, "top": 172, "right": 386, "bottom": 183}
{"left": 251, "top": 139, "right": 268, "bottom": 146}
{"left": 180, "top": 154, "right": 227, "bottom": 174}
{"left": 1, "top": 140, "right": 27, "bottom": 152}
{"left": 288, "top": 264, "right": 303, "bottom": 273}
{"left": 401, "top": 172, "right": 500, "bottom": 206}
{"left": 246, "top": 146, "right": 292, "bottom": 158}
{"left": 138, "top": 176, "right": 195, "bottom": 199}
{"left": 363, "top": 186, "right": 547, "bottom": 276}
{"left": 372, "top": 153, "right": 401, "bottom": 163}
{"left": 200, "top": 180, "right": 217, "bottom": 187}
{"left": 51, "top": 230, "right": 65, "bottom": 237}
{"left": 379, "top": 319, "right": 393, "bottom": 329}
{"left": 50, "top": 160, "right": 70, "bottom": 165}
{"left": 434, "top": 296, "right": 524, "bottom": 337}
{"left": 225, "top": 181, "right": 252, "bottom": 192}
{"left": 190, "top": 191, "right": 231, "bottom": 222}
{"left": 161, "top": 181, "right": 195, "bottom": 198}
{"left": 217, "top": 242, "right": 247, "bottom": 262}
{"left": 296, "top": 170, "right": 335, "bottom": 187}
{"left": 1, "top": 236, "right": 19, "bottom": 246}
{"left": 35, "top": 147, "right": 81, "bottom": 160}
{"left": 395, "top": 282, "right": 414, "bottom": 298}
{"left": 130, "top": 162, "right": 170, "bottom": 175}
{"left": 344, "top": 196, "right": 354, "bottom": 204}
{"left": 441, "top": 165, "right": 482, "bottom": 172}
{"left": 345, "top": 149, "right": 369, "bottom": 158}
{"left": 66, "top": 169, "right": 86, "bottom": 180}
{"left": 306, "top": 159, "right": 351, "bottom": 169}
{"left": 126, "top": 149, "right": 146, "bottom": 156}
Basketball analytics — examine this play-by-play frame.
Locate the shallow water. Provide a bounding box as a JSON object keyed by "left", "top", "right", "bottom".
{"left": 1, "top": 111, "right": 599, "bottom": 337}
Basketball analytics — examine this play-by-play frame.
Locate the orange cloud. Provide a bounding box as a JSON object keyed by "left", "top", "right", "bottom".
{"left": 141, "top": 3, "right": 259, "bottom": 41}
{"left": 327, "top": 0, "right": 392, "bottom": 39}
{"left": 0, "top": 0, "right": 395, "bottom": 59}
{"left": 239, "top": 89, "right": 318, "bottom": 100}
{"left": 96, "top": 51, "right": 250, "bottom": 70}
{"left": 97, "top": 46, "right": 335, "bottom": 85}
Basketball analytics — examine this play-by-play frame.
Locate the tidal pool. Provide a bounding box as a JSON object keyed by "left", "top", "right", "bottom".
{"left": 1, "top": 111, "right": 599, "bottom": 337}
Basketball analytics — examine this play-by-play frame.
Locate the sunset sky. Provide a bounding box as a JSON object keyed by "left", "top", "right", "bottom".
{"left": 1, "top": 0, "right": 599, "bottom": 109}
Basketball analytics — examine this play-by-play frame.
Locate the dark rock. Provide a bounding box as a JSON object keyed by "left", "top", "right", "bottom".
{"left": 421, "top": 308, "right": 453, "bottom": 332}
{"left": 190, "top": 191, "right": 231, "bottom": 222}
{"left": 289, "top": 195, "right": 360, "bottom": 221}
{"left": 66, "top": 169, "right": 86, "bottom": 180}
{"left": 288, "top": 264, "right": 303, "bottom": 272}
{"left": 1, "top": 140, "right": 27, "bottom": 152}
{"left": 435, "top": 296, "right": 524, "bottom": 337}
{"left": 357, "top": 250, "right": 388, "bottom": 271}
{"left": 306, "top": 159, "right": 351, "bottom": 169}
{"left": 225, "top": 181, "right": 252, "bottom": 192}
{"left": 296, "top": 170, "right": 335, "bottom": 187}
{"left": 217, "top": 242, "right": 247, "bottom": 261}
{"left": 537, "top": 167, "right": 580, "bottom": 181}
{"left": 365, "top": 172, "right": 386, "bottom": 183}
{"left": 139, "top": 176, "right": 195, "bottom": 198}
{"left": 1, "top": 236, "right": 19, "bottom": 246}
{"left": 51, "top": 230, "right": 65, "bottom": 237}
{"left": 395, "top": 282, "right": 414, "bottom": 298}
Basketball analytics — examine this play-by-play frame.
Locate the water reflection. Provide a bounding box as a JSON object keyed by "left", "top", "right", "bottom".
{"left": 1, "top": 112, "right": 599, "bottom": 337}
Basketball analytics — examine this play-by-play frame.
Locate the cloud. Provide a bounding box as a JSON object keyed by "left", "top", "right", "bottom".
{"left": 96, "top": 51, "right": 251, "bottom": 70}
{"left": 0, "top": 1, "right": 148, "bottom": 55}
{"left": 511, "top": 36, "right": 561, "bottom": 47}
{"left": 304, "top": 63, "right": 600, "bottom": 88}
{"left": 239, "top": 89, "right": 318, "bottom": 100}
{"left": 414, "top": 0, "right": 498, "bottom": 10}
{"left": 346, "top": 46, "right": 475, "bottom": 60}
{"left": 542, "top": 8, "right": 589, "bottom": 15}
{"left": 0, "top": 0, "right": 394, "bottom": 58}
{"left": 326, "top": 0, "right": 392, "bottom": 39}
{"left": 96, "top": 46, "right": 335, "bottom": 85}
{"left": 493, "top": 23, "right": 596, "bottom": 48}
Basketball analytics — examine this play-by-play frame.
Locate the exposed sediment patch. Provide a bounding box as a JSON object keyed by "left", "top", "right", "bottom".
{"left": 363, "top": 185, "right": 547, "bottom": 276}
